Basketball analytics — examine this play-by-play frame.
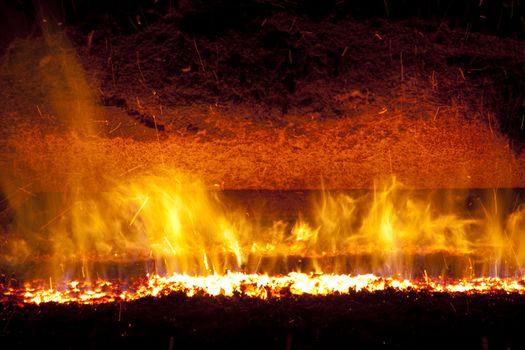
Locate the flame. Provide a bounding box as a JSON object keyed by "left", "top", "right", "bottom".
{"left": 4, "top": 175, "right": 525, "bottom": 278}
{"left": 2, "top": 7, "right": 525, "bottom": 305}
{"left": 2, "top": 273, "right": 524, "bottom": 305}
{"left": 2, "top": 175, "right": 525, "bottom": 304}
{"left": 3, "top": 21, "right": 525, "bottom": 305}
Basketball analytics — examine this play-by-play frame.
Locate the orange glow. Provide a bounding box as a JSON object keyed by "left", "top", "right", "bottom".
{"left": 3, "top": 25, "right": 525, "bottom": 307}
{"left": 3, "top": 171, "right": 525, "bottom": 304}
{"left": 2, "top": 273, "right": 524, "bottom": 305}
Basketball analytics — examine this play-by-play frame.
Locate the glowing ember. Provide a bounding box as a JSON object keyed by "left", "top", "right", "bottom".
{"left": 2, "top": 273, "right": 524, "bottom": 305}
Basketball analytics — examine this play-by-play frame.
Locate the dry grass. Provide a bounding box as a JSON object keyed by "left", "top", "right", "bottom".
{"left": 1, "top": 24, "right": 523, "bottom": 192}
{"left": 0, "top": 104, "right": 520, "bottom": 192}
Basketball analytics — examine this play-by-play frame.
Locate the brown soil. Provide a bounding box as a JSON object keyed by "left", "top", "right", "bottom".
{"left": 1, "top": 108, "right": 519, "bottom": 191}
{"left": 1, "top": 6, "right": 525, "bottom": 191}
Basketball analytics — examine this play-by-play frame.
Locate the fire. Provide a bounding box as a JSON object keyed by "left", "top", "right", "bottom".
{"left": 2, "top": 24, "right": 524, "bottom": 306}
{"left": 2, "top": 36, "right": 525, "bottom": 298}
{"left": 2, "top": 273, "right": 524, "bottom": 305}
{"left": 4, "top": 175, "right": 525, "bottom": 277}
{"left": 2, "top": 175, "right": 525, "bottom": 304}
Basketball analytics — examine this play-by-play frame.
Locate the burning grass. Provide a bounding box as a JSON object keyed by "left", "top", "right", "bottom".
{"left": 3, "top": 176, "right": 525, "bottom": 306}
{"left": 4, "top": 284, "right": 525, "bottom": 350}
{"left": 3, "top": 176, "right": 525, "bottom": 274}
{"left": 2, "top": 273, "right": 525, "bottom": 306}
{"left": 1, "top": 17, "right": 525, "bottom": 350}
{"left": 1, "top": 16, "right": 525, "bottom": 328}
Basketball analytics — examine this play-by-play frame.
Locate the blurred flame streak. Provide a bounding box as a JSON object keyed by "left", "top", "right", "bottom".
{"left": 4, "top": 174, "right": 525, "bottom": 296}
{"left": 129, "top": 197, "right": 149, "bottom": 226}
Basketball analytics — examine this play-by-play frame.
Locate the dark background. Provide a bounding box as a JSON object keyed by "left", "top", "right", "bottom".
{"left": 1, "top": 0, "right": 524, "bottom": 48}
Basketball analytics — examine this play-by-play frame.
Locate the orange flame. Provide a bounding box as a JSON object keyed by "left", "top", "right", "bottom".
{"left": 2, "top": 176, "right": 525, "bottom": 304}
{"left": 2, "top": 272, "right": 524, "bottom": 305}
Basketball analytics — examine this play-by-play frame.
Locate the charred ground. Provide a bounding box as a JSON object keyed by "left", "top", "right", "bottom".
{"left": 2, "top": 290, "right": 525, "bottom": 349}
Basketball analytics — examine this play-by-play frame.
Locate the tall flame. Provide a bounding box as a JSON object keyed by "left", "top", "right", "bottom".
{"left": 2, "top": 174, "right": 525, "bottom": 284}
{"left": 1, "top": 23, "right": 525, "bottom": 304}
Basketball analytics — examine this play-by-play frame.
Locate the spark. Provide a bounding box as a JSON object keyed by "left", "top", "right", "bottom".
{"left": 129, "top": 197, "right": 149, "bottom": 226}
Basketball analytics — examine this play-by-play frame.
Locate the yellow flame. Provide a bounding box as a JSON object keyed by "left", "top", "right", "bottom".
{"left": 2, "top": 174, "right": 525, "bottom": 282}
{"left": 2, "top": 272, "right": 524, "bottom": 305}
{"left": 6, "top": 14, "right": 525, "bottom": 305}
